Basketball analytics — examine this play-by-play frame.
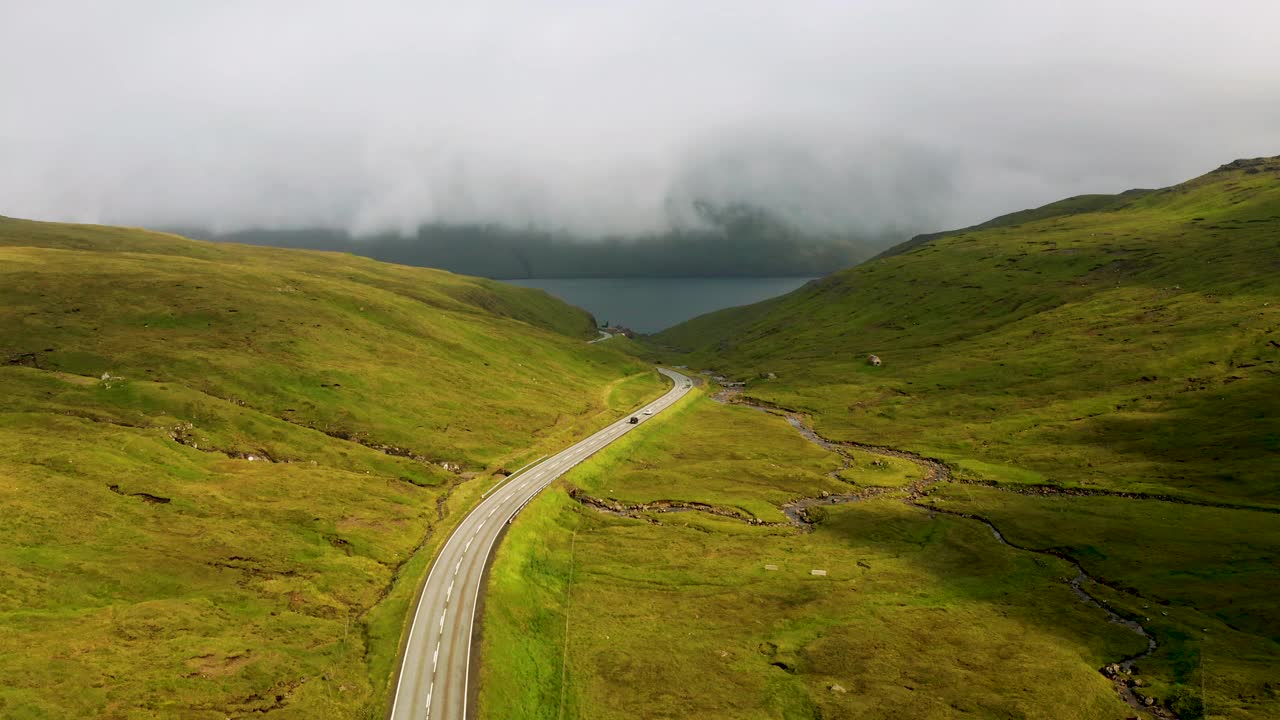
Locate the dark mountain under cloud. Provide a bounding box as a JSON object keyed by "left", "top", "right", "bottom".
{"left": 176, "top": 202, "right": 887, "bottom": 279}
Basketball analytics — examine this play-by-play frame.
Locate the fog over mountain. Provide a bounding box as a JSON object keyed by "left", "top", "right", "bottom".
{"left": 3, "top": 2, "right": 1278, "bottom": 249}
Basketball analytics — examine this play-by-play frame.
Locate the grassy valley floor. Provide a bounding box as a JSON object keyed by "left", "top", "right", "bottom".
{"left": 476, "top": 392, "right": 1183, "bottom": 719}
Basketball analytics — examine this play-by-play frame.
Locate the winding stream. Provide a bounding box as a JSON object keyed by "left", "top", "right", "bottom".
{"left": 733, "top": 396, "right": 1176, "bottom": 717}
{"left": 571, "top": 387, "right": 1178, "bottom": 717}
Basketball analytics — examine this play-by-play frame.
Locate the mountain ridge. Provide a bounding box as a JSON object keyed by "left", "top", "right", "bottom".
{"left": 170, "top": 202, "right": 887, "bottom": 279}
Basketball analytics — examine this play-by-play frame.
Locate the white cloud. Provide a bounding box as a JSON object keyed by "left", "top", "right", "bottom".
{"left": 2, "top": 0, "right": 1277, "bottom": 237}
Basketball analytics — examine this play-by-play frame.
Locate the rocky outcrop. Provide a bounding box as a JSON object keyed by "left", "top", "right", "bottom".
{"left": 168, "top": 422, "right": 278, "bottom": 462}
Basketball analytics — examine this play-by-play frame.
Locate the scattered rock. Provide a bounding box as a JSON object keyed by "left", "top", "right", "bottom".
{"left": 867, "top": 354, "right": 882, "bottom": 367}
{"left": 829, "top": 683, "right": 847, "bottom": 694}
{"left": 820, "top": 490, "right": 831, "bottom": 498}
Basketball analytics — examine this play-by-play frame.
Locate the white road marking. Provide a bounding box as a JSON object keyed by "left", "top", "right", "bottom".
{"left": 439, "top": 612, "right": 446, "bottom": 632}
{"left": 389, "top": 369, "right": 690, "bottom": 720}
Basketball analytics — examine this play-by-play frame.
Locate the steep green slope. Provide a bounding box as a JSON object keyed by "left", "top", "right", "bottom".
{"left": 0, "top": 218, "right": 659, "bottom": 719}
{"left": 875, "top": 188, "right": 1154, "bottom": 259}
{"left": 655, "top": 157, "right": 1280, "bottom": 507}
{"left": 626, "top": 158, "right": 1280, "bottom": 717}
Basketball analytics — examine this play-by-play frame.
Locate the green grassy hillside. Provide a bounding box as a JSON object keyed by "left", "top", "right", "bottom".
{"left": 565, "top": 156, "right": 1280, "bottom": 718}
{"left": 654, "top": 157, "right": 1280, "bottom": 507}
{"left": 874, "top": 189, "right": 1155, "bottom": 260}
{"left": 0, "top": 217, "right": 661, "bottom": 719}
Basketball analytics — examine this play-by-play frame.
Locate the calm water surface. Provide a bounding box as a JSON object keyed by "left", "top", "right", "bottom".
{"left": 505, "top": 277, "right": 816, "bottom": 334}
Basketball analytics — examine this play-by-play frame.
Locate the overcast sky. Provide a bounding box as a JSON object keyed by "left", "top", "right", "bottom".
{"left": 2, "top": 1, "right": 1277, "bottom": 238}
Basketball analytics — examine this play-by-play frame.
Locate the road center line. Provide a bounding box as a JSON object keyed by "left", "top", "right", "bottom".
{"left": 389, "top": 369, "right": 689, "bottom": 720}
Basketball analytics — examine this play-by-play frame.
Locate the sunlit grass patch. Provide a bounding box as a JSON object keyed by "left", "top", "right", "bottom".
{"left": 837, "top": 449, "right": 923, "bottom": 488}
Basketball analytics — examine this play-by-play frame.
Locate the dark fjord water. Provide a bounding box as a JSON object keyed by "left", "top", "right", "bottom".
{"left": 504, "top": 277, "right": 817, "bottom": 334}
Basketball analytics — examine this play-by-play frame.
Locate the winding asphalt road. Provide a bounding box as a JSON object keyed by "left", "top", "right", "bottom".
{"left": 388, "top": 367, "right": 691, "bottom": 720}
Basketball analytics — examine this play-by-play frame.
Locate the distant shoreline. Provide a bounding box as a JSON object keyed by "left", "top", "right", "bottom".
{"left": 504, "top": 276, "right": 817, "bottom": 334}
